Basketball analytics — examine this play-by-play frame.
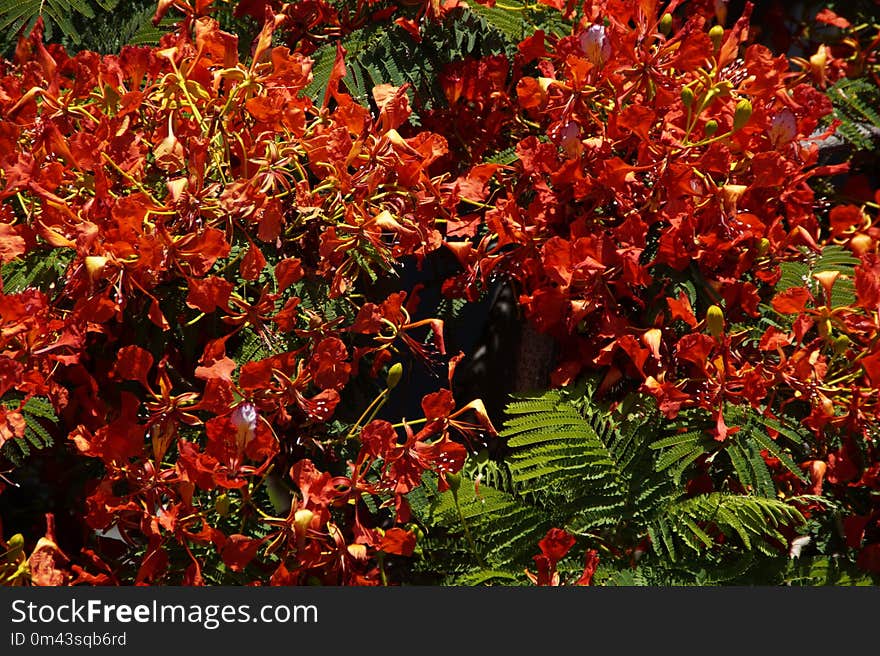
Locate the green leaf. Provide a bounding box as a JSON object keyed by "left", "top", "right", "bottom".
{"left": 1, "top": 396, "right": 58, "bottom": 466}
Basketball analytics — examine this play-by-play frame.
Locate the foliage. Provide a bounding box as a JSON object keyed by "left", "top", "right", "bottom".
{"left": 827, "top": 77, "right": 880, "bottom": 152}
{"left": 0, "top": 0, "right": 163, "bottom": 57}
{"left": 0, "top": 396, "right": 57, "bottom": 466}
{"left": 0, "top": 0, "right": 116, "bottom": 48}
{"left": 0, "top": 0, "right": 879, "bottom": 586}
{"left": 410, "top": 386, "right": 810, "bottom": 585}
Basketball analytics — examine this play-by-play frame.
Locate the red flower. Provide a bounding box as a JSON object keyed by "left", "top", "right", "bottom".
{"left": 538, "top": 527, "right": 576, "bottom": 562}
{"left": 526, "top": 528, "right": 599, "bottom": 586}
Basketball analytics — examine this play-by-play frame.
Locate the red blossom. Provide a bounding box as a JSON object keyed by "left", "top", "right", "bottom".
{"left": 0, "top": 0, "right": 878, "bottom": 588}
{"left": 538, "top": 528, "right": 576, "bottom": 562}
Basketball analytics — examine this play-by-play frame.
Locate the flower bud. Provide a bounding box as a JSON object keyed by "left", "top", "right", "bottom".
{"left": 231, "top": 402, "right": 258, "bottom": 453}
{"left": 407, "top": 523, "right": 425, "bottom": 542}
{"left": 704, "top": 119, "right": 719, "bottom": 136}
{"left": 733, "top": 98, "right": 752, "bottom": 131}
{"left": 537, "top": 77, "right": 555, "bottom": 94}
{"left": 680, "top": 87, "right": 695, "bottom": 107}
{"left": 809, "top": 45, "right": 830, "bottom": 85}
{"left": 445, "top": 472, "right": 462, "bottom": 493}
{"left": 756, "top": 237, "right": 770, "bottom": 256}
{"left": 721, "top": 184, "right": 747, "bottom": 212}
{"left": 373, "top": 209, "right": 403, "bottom": 231}
{"left": 7, "top": 533, "right": 24, "bottom": 553}
{"left": 659, "top": 12, "right": 673, "bottom": 35}
{"left": 706, "top": 304, "right": 725, "bottom": 337}
{"left": 642, "top": 328, "right": 662, "bottom": 359}
{"left": 832, "top": 334, "right": 851, "bottom": 355}
{"left": 294, "top": 508, "right": 314, "bottom": 535}
{"left": 385, "top": 128, "right": 407, "bottom": 147}
{"left": 808, "top": 460, "right": 827, "bottom": 494}
{"left": 215, "top": 494, "right": 231, "bottom": 517}
{"left": 769, "top": 108, "right": 797, "bottom": 146}
{"left": 817, "top": 391, "right": 834, "bottom": 417}
{"left": 347, "top": 544, "right": 368, "bottom": 560}
{"left": 386, "top": 362, "right": 403, "bottom": 389}
{"left": 709, "top": 24, "right": 724, "bottom": 51}
{"left": 84, "top": 256, "right": 108, "bottom": 281}
{"left": 579, "top": 24, "right": 611, "bottom": 66}
{"left": 559, "top": 121, "right": 582, "bottom": 158}
{"left": 849, "top": 233, "right": 873, "bottom": 256}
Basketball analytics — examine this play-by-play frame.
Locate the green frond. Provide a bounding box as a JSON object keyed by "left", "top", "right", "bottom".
{"left": 454, "top": 569, "right": 524, "bottom": 586}
{"left": 305, "top": 43, "right": 339, "bottom": 102}
{"left": 231, "top": 327, "right": 283, "bottom": 369}
{"left": 412, "top": 386, "right": 677, "bottom": 581}
{"left": 775, "top": 260, "right": 809, "bottom": 292}
{"left": 1, "top": 248, "right": 73, "bottom": 297}
{"left": 727, "top": 441, "right": 775, "bottom": 497}
{"left": 484, "top": 147, "right": 517, "bottom": 165}
{"left": 724, "top": 405, "right": 811, "bottom": 491}
{"left": 776, "top": 244, "right": 859, "bottom": 309}
{"left": 761, "top": 414, "right": 811, "bottom": 449}
{"left": 653, "top": 494, "right": 804, "bottom": 562}
{"left": 653, "top": 435, "right": 708, "bottom": 475}
{"left": 1, "top": 0, "right": 173, "bottom": 57}
{"left": 415, "top": 471, "right": 553, "bottom": 575}
{"left": 650, "top": 429, "right": 709, "bottom": 450}
{"left": 827, "top": 77, "right": 880, "bottom": 152}
{"left": 748, "top": 427, "right": 809, "bottom": 484}
{"left": 305, "top": 11, "right": 509, "bottom": 123}
{"left": 411, "top": 384, "right": 811, "bottom": 583}
{"left": 291, "top": 278, "right": 347, "bottom": 324}
{"left": 505, "top": 422, "right": 596, "bottom": 447}
{"left": 104, "top": 4, "right": 175, "bottom": 50}
{"left": 501, "top": 395, "right": 627, "bottom": 515}
{"left": 814, "top": 245, "right": 862, "bottom": 270}
{"left": 699, "top": 553, "right": 761, "bottom": 584}
{"left": 19, "top": 396, "right": 56, "bottom": 420}
{"left": 784, "top": 556, "right": 880, "bottom": 586}
{"left": 1, "top": 396, "right": 58, "bottom": 467}
{"left": 650, "top": 415, "right": 715, "bottom": 486}
{"left": 463, "top": 456, "right": 516, "bottom": 494}
{"left": 676, "top": 514, "right": 715, "bottom": 551}
{"left": 43, "top": 0, "right": 88, "bottom": 43}
{"left": 648, "top": 518, "right": 678, "bottom": 562}
{"left": 467, "top": 0, "right": 528, "bottom": 41}
{"left": 0, "top": 0, "right": 38, "bottom": 33}
{"left": 600, "top": 568, "right": 649, "bottom": 586}
{"left": 630, "top": 477, "right": 675, "bottom": 524}
{"left": 435, "top": 296, "right": 471, "bottom": 324}
{"left": 503, "top": 390, "right": 566, "bottom": 415}
{"left": 305, "top": 24, "right": 419, "bottom": 108}
{"left": 0, "top": 0, "right": 90, "bottom": 46}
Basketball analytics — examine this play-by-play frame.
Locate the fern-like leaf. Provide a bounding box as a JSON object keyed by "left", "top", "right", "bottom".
{"left": 467, "top": 0, "right": 528, "bottom": 41}
{"left": 411, "top": 386, "right": 808, "bottom": 584}
{"left": 1, "top": 396, "right": 57, "bottom": 466}
{"left": 654, "top": 494, "right": 804, "bottom": 561}
{"left": 0, "top": 247, "right": 73, "bottom": 296}
{"left": 1, "top": 0, "right": 91, "bottom": 45}
{"left": 827, "top": 77, "right": 880, "bottom": 152}
{"left": 502, "top": 391, "right": 629, "bottom": 527}
{"left": 305, "top": 12, "right": 509, "bottom": 122}
{"left": 776, "top": 244, "right": 860, "bottom": 309}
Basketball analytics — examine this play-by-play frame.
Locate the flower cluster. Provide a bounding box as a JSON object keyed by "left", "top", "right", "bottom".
{"left": 1, "top": 0, "right": 879, "bottom": 583}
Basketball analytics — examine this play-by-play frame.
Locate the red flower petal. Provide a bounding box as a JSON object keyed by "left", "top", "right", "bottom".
{"left": 771, "top": 287, "right": 812, "bottom": 314}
